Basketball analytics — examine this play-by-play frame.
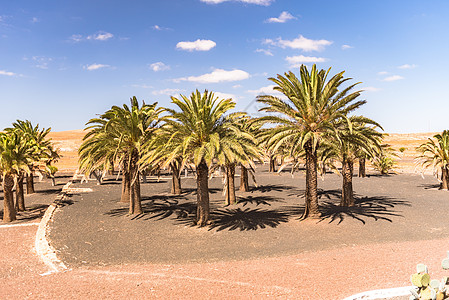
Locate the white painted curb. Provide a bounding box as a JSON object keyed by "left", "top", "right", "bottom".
{"left": 35, "top": 183, "right": 71, "bottom": 275}
{"left": 343, "top": 286, "right": 414, "bottom": 300}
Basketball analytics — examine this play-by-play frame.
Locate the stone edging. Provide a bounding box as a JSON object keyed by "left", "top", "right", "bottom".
{"left": 34, "top": 182, "right": 71, "bottom": 275}
{"left": 342, "top": 285, "right": 414, "bottom": 300}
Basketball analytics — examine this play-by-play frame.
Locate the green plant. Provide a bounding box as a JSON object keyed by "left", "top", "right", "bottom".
{"left": 372, "top": 155, "right": 397, "bottom": 175}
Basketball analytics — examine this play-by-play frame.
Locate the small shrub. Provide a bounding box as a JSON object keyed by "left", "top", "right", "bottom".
{"left": 372, "top": 155, "right": 397, "bottom": 174}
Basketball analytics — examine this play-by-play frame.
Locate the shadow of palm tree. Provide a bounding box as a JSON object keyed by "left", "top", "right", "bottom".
{"left": 0, "top": 204, "right": 49, "bottom": 223}
{"left": 104, "top": 195, "right": 195, "bottom": 221}
{"left": 206, "top": 207, "right": 290, "bottom": 231}
{"left": 418, "top": 183, "right": 441, "bottom": 190}
{"left": 250, "top": 184, "right": 298, "bottom": 193}
{"left": 317, "top": 196, "right": 409, "bottom": 224}
{"left": 237, "top": 195, "right": 283, "bottom": 206}
{"left": 284, "top": 190, "right": 410, "bottom": 225}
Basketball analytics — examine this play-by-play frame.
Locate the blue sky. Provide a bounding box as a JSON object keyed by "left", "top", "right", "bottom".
{"left": 1, "top": 0, "right": 448, "bottom": 133}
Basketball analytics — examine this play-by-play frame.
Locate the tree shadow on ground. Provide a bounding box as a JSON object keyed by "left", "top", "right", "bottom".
{"left": 34, "top": 188, "right": 62, "bottom": 195}
{"left": 418, "top": 183, "right": 441, "bottom": 190}
{"left": 250, "top": 184, "right": 298, "bottom": 193}
{"left": 285, "top": 189, "right": 410, "bottom": 225}
{"left": 104, "top": 195, "right": 195, "bottom": 221}
{"left": 0, "top": 204, "right": 49, "bottom": 223}
{"left": 237, "top": 195, "right": 283, "bottom": 206}
{"left": 181, "top": 187, "right": 221, "bottom": 195}
{"left": 207, "top": 208, "right": 290, "bottom": 231}
{"left": 174, "top": 206, "right": 290, "bottom": 232}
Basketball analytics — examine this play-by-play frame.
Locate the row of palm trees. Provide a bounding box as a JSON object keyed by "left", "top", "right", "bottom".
{"left": 0, "top": 120, "right": 59, "bottom": 222}
{"left": 79, "top": 64, "right": 386, "bottom": 226}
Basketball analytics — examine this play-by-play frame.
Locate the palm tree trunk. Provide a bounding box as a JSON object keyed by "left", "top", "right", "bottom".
{"left": 15, "top": 173, "right": 26, "bottom": 212}
{"left": 196, "top": 160, "right": 210, "bottom": 226}
{"left": 121, "top": 156, "right": 130, "bottom": 203}
{"left": 440, "top": 166, "right": 449, "bottom": 190}
{"left": 129, "top": 150, "right": 142, "bottom": 215}
{"left": 26, "top": 173, "right": 35, "bottom": 194}
{"left": 170, "top": 161, "right": 182, "bottom": 195}
{"left": 340, "top": 159, "right": 355, "bottom": 207}
{"left": 302, "top": 141, "right": 320, "bottom": 219}
{"left": 225, "top": 163, "right": 236, "bottom": 205}
{"left": 269, "top": 156, "right": 276, "bottom": 172}
{"left": 121, "top": 171, "right": 131, "bottom": 203}
{"left": 239, "top": 165, "right": 249, "bottom": 192}
{"left": 358, "top": 158, "right": 366, "bottom": 178}
{"left": 3, "top": 174, "right": 16, "bottom": 222}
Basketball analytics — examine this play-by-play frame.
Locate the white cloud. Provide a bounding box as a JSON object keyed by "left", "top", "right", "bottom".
{"left": 83, "top": 63, "right": 110, "bottom": 71}
{"left": 175, "top": 69, "right": 250, "bottom": 83}
{"left": 31, "top": 17, "right": 39, "bottom": 23}
{"left": 69, "top": 34, "right": 83, "bottom": 42}
{"left": 286, "top": 55, "right": 327, "bottom": 67}
{"left": 214, "top": 92, "right": 237, "bottom": 101}
{"left": 152, "top": 88, "right": 184, "bottom": 95}
{"left": 255, "top": 48, "right": 273, "bottom": 56}
{"left": 176, "top": 39, "right": 216, "bottom": 51}
{"left": 32, "top": 56, "right": 53, "bottom": 69}
{"left": 266, "top": 11, "right": 296, "bottom": 23}
{"left": 232, "top": 84, "right": 242, "bottom": 89}
{"left": 378, "top": 71, "right": 388, "bottom": 75}
{"left": 0, "top": 70, "right": 17, "bottom": 76}
{"left": 264, "top": 35, "right": 332, "bottom": 52}
{"left": 362, "top": 86, "right": 381, "bottom": 92}
{"left": 150, "top": 62, "right": 170, "bottom": 72}
{"left": 398, "top": 64, "right": 417, "bottom": 69}
{"left": 87, "top": 31, "right": 114, "bottom": 41}
{"left": 247, "top": 85, "right": 278, "bottom": 95}
{"left": 383, "top": 75, "right": 404, "bottom": 82}
{"left": 131, "top": 84, "right": 153, "bottom": 89}
{"left": 341, "top": 44, "right": 353, "bottom": 50}
{"left": 200, "top": 0, "right": 273, "bottom": 5}
{"left": 152, "top": 25, "right": 171, "bottom": 31}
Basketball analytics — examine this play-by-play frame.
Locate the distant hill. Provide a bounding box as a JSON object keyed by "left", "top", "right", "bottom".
{"left": 48, "top": 129, "right": 438, "bottom": 174}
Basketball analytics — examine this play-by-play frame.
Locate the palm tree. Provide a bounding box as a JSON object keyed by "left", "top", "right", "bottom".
{"left": 416, "top": 130, "right": 449, "bottom": 190}
{"left": 321, "top": 117, "right": 382, "bottom": 206}
{"left": 217, "top": 114, "right": 260, "bottom": 205}
{"left": 6, "top": 120, "right": 56, "bottom": 195}
{"left": 79, "top": 97, "right": 163, "bottom": 214}
{"left": 159, "top": 90, "right": 244, "bottom": 226}
{"left": 257, "top": 64, "right": 367, "bottom": 219}
{"left": 140, "top": 123, "right": 184, "bottom": 195}
{"left": 0, "top": 132, "right": 32, "bottom": 222}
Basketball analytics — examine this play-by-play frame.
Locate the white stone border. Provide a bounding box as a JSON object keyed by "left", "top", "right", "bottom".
{"left": 34, "top": 183, "right": 71, "bottom": 275}
{"left": 343, "top": 286, "right": 414, "bottom": 300}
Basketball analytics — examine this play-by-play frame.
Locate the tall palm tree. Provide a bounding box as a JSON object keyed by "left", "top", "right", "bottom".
{"left": 216, "top": 114, "right": 260, "bottom": 205}
{"left": 159, "top": 90, "right": 244, "bottom": 226}
{"left": 321, "top": 117, "right": 382, "bottom": 206}
{"left": 0, "top": 132, "right": 32, "bottom": 222}
{"left": 257, "top": 64, "right": 367, "bottom": 219}
{"left": 79, "top": 97, "right": 163, "bottom": 214}
{"left": 416, "top": 130, "right": 449, "bottom": 190}
{"left": 6, "top": 120, "right": 55, "bottom": 195}
{"left": 140, "top": 123, "right": 185, "bottom": 195}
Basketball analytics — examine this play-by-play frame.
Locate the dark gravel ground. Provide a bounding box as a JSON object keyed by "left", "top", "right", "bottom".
{"left": 0, "top": 174, "right": 71, "bottom": 223}
{"left": 47, "top": 165, "right": 449, "bottom": 268}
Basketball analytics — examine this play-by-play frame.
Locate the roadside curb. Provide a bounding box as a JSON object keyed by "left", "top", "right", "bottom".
{"left": 343, "top": 285, "right": 413, "bottom": 300}
{"left": 34, "top": 182, "right": 71, "bottom": 275}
